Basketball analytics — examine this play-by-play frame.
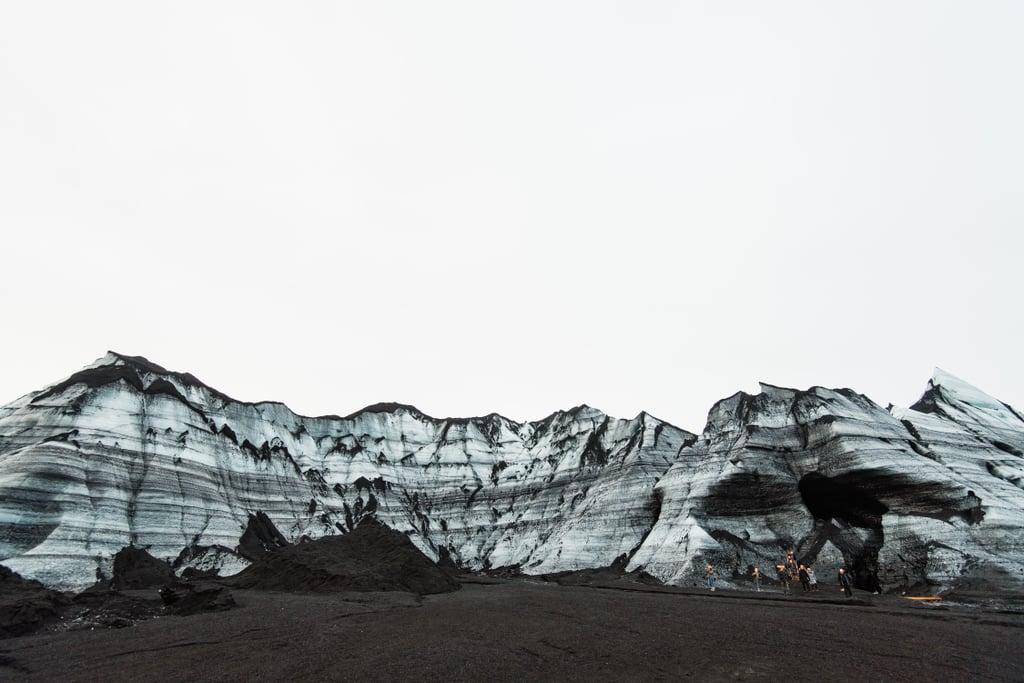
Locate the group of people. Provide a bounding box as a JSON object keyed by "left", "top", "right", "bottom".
{"left": 769, "top": 561, "right": 818, "bottom": 594}
{"left": 770, "top": 549, "right": 820, "bottom": 594}
{"left": 705, "top": 549, "right": 854, "bottom": 597}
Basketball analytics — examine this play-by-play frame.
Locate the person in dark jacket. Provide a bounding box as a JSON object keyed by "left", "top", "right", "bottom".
{"left": 776, "top": 565, "right": 790, "bottom": 594}
{"left": 752, "top": 566, "right": 762, "bottom": 592}
{"left": 798, "top": 564, "right": 811, "bottom": 592}
{"left": 838, "top": 568, "right": 853, "bottom": 597}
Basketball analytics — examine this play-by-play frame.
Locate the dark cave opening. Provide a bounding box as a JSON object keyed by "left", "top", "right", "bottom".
{"left": 798, "top": 472, "right": 888, "bottom": 591}
{"left": 798, "top": 472, "right": 889, "bottom": 530}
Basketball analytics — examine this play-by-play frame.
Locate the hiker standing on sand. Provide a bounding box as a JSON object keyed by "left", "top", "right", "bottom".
{"left": 838, "top": 568, "right": 853, "bottom": 597}
{"left": 786, "top": 551, "right": 799, "bottom": 580}
{"left": 798, "top": 564, "right": 811, "bottom": 592}
{"left": 752, "top": 566, "right": 762, "bottom": 592}
{"left": 705, "top": 564, "right": 716, "bottom": 591}
{"left": 807, "top": 566, "right": 818, "bottom": 591}
{"left": 776, "top": 565, "right": 790, "bottom": 594}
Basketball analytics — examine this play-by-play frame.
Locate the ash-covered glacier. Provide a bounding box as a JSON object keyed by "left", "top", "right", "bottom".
{"left": 0, "top": 353, "right": 694, "bottom": 590}
{"left": 629, "top": 374, "right": 1024, "bottom": 592}
{"left": 0, "top": 353, "right": 1021, "bottom": 594}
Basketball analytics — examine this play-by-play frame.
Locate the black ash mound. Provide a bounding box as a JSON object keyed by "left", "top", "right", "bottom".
{"left": 226, "top": 518, "right": 460, "bottom": 595}
{"left": 1, "top": 563, "right": 164, "bottom": 639}
{"left": 108, "top": 545, "right": 176, "bottom": 590}
{"left": 159, "top": 581, "right": 236, "bottom": 616}
{"left": 0, "top": 565, "right": 67, "bottom": 638}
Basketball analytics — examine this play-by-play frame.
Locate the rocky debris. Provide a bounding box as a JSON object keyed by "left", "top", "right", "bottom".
{"left": 61, "top": 587, "right": 163, "bottom": 632}
{"left": 177, "top": 566, "right": 221, "bottom": 581}
{"left": 0, "top": 563, "right": 172, "bottom": 639}
{"left": 159, "top": 582, "right": 236, "bottom": 616}
{"left": 0, "top": 546, "right": 236, "bottom": 639}
{"left": 227, "top": 518, "right": 460, "bottom": 595}
{"left": 0, "top": 518, "right": 454, "bottom": 638}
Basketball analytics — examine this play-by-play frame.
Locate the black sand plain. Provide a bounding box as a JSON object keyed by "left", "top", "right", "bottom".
{"left": 3, "top": 576, "right": 1022, "bottom": 682}
{"left": 2, "top": 522, "right": 1021, "bottom": 681}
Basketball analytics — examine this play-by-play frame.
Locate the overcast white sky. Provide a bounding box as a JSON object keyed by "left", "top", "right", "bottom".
{"left": 1, "top": 2, "right": 1021, "bottom": 432}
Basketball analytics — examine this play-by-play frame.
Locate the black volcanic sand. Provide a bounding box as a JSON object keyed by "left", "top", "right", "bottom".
{"left": 0, "top": 518, "right": 456, "bottom": 642}
{"left": 3, "top": 528, "right": 1020, "bottom": 680}
{"left": 1, "top": 578, "right": 1021, "bottom": 682}
{"left": 226, "top": 518, "right": 460, "bottom": 595}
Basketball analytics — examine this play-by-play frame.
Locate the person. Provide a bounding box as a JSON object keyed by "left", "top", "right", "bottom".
{"left": 705, "top": 564, "right": 716, "bottom": 591}
{"left": 787, "top": 551, "right": 799, "bottom": 580}
{"left": 807, "top": 566, "right": 818, "bottom": 591}
{"left": 776, "top": 564, "right": 790, "bottom": 595}
{"left": 798, "top": 564, "right": 811, "bottom": 592}
{"left": 752, "top": 566, "right": 762, "bottom": 592}
{"left": 838, "top": 567, "right": 853, "bottom": 597}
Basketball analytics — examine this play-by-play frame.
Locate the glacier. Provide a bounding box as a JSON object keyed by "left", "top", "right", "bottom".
{"left": 1, "top": 352, "right": 1022, "bottom": 593}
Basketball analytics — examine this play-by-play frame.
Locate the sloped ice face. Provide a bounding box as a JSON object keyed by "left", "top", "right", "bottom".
{"left": 0, "top": 354, "right": 694, "bottom": 590}
{"left": 628, "top": 374, "right": 1024, "bottom": 592}
{"left": 1, "top": 355, "right": 1022, "bottom": 594}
